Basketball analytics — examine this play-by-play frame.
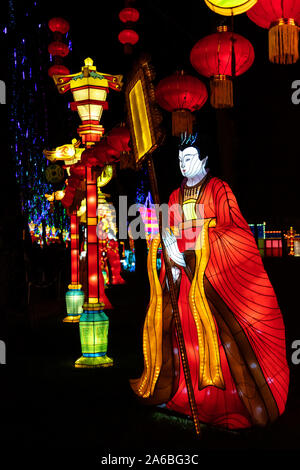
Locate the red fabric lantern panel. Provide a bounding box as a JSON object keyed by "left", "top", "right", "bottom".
{"left": 48, "top": 41, "right": 69, "bottom": 57}
{"left": 70, "top": 164, "right": 86, "bottom": 179}
{"left": 48, "top": 17, "right": 70, "bottom": 34}
{"left": 247, "top": 0, "right": 300, "bottom": 29}
{"left": 155, "top": 71, "right": 208, "bottom": 136}
{"left": 67, "top": 176, "right": 81, "bottom": 189}
{"left": 190, "top": 31, "right": 255, "bottom": 77}
{"left": 190, "top": 29, "right": 254, "bottom": 108}
{"left": 62, "top": 186, "right": 76, "bottom": 208}
{"left": 81, "top": 141, "right": 120, "bottom": 168}
{"left": 119, "top": 7, "right": 140, "bottom": 23}
{"left": 155, "top": 72, "right": 208, "bottom": 112}
{"left": 118, "top": 29, "right": 139, "bottom": 45}
{"left": 247, "top": 0, "right": 300, "bottom": 64}
{"left": 48, "top": 64, "right": 70, "bottom": 78}
{"left": 106, "top": 126, "right": 131, "bottom": 153}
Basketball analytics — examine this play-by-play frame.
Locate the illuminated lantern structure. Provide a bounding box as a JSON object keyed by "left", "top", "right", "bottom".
{"left": 43, "top": 138, "right": 84, "bottom": 167}
{"left": 155, "top": 71, "right": 208, "bottom": 136}
{"left": 190, "top": 26, "right": 255, "bottom": 108}
{"left": 247, "top": 0, "right": 300, "bottom": 64}
{"left": 48, "top": 17, "right": 70, "bottom": 78}
{"left": 53, "top": 58, "right": 123, "bottom": 367}
{"left": 204, "top": 0, "right": 257, "bottom": 16}
{"left": 74, "top": 167, "right": 112, "bottom": 367}
{"left": 118, "top": 5, "right": 140, "bottom": 54}
{"left": 53, "top": 58, "right": 123, "bottom": 145}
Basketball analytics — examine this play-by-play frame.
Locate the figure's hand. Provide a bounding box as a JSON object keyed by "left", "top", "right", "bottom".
{"left": 162, "top": 228, "right": 186, "bottom": 267}
{"left": 172, "top": 266, "right": 181, "bottom": 282}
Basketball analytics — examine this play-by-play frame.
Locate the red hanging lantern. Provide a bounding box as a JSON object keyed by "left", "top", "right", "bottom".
{"left": 190, "top": 26, "right": 254, "bottom": 108}
{"left": 48, "top": 17, "right": 70, "bottom": 34}
{"left": 48, "top": 64, "right": 70, "bottom": 78}
{"left": 48, "top": 41, "right": 69, "bottom": 58}
{"left": 118, "top": 29, "right": 139, "bottom": 45}
{"left": 155, "top": 70, "right": 208, "bottom": 136}
{"left": 119, "top": 7, "right": 140, "bottom": 23}
{"left": 247, "top": 0, "right": 300, "bottom": 64}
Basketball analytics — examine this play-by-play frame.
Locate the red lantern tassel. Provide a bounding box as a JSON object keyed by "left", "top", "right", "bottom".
{"left": 269, "top": 19, "right": 299, "bottom": 65}
{"left": 171, "top": 109, "right": 194, "bottom": 137}
{"left": 210, "top": 76, "right": 233, "bottom": 109}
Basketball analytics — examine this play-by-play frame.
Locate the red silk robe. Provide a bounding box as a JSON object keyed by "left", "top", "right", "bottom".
{"left": 130, "top": 175, "right": 289, "bottom": 429}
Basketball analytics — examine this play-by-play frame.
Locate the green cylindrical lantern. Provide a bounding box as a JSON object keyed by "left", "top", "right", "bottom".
{"left": 64, "top": 287, "right": 85, "bottom": 323}
{"left": 75, "top": 303, "right": 113, "bottom": 368}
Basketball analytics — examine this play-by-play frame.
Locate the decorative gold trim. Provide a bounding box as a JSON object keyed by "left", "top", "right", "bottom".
{"left": 125, "top": 55, "right": 164, "bottom": 169}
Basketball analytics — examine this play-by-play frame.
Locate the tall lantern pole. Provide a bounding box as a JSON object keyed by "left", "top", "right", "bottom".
{"left": 53, "top": 58, "right": 123, "bottom": 367}
{"left": 43, "top": 139, "right": 85, "bottom": 323}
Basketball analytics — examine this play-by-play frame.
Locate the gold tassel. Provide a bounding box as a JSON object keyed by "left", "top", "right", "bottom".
{"left": 210, "top": 76, "right": 233, "bottom": 109}
{"left": 171, "top": 109, "right": 194, "bottom": 136}
{"left": 269, "top": 19, "right": 299, "bottom": 65}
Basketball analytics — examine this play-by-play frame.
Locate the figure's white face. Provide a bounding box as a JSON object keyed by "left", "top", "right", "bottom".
{"left": 179, "top": 146, "right": 207, "bottom": 179}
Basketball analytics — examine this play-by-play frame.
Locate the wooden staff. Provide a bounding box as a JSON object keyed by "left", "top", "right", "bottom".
{"left": 146, "top": 157, "right": 201, "bottom": 437}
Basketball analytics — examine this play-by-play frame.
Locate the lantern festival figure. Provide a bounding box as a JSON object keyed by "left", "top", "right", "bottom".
{"left": 97, "top": 172, "right": 125, "bottom": 286}
{"left": 130, "top": 135, "right": 289, "bottom": 429}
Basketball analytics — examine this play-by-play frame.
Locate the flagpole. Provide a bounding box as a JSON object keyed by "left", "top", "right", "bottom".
{"left": 146, "top": 157, "right": 201, "bottom": 437}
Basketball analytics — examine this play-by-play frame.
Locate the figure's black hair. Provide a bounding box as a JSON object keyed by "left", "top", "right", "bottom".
{"left": 178, "top": 132, "right": 204, "bottom": 160}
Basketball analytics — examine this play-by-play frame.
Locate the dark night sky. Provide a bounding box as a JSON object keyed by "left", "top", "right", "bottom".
{"left": 8, "top": 0, "right": 300, "bottom": 228}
